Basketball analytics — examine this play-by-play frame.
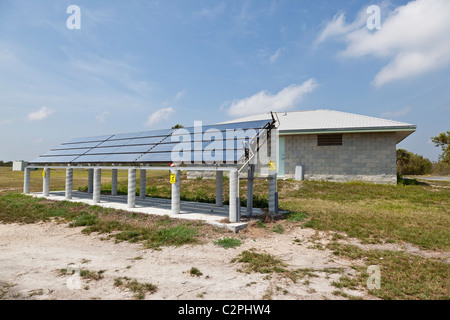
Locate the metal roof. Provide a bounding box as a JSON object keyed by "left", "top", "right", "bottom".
{"left": 221, "top": 109, "right": 416, "bottom": 143}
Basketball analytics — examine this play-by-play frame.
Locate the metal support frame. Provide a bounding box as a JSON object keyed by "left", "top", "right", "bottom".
{"left": 43, "top": 167, "right": 50, "bottom": 197}
{"left": 128, "top": 168, "right": 136, "bottom": 208}
{"left": 246, "top": 164, "right": 255, "bottom": 217}
{"left": 65, "top": 168, "right": 73, "bottom": 200}
{"left": 93, "top": 168, "right": 101, "bottom": 203}
{"left": 171, "top": 170, "right": 181, "bottom": 214}
{"left": 229, "top": 169, "right": 240, "bottom": 223}
{"left": 140, "top": 169, "right": 146, "bottom": 199}
{"left": 215, "top": 171, "right": 223, "bottom": 207}
{"left": 23, "top": 167, "right": 30, "bottom": 194}
{"left": 88, "top": 168, "right": 94, "bottom": 194}
{"left": 111, "top": 169, "right": 118, "bottom": 196}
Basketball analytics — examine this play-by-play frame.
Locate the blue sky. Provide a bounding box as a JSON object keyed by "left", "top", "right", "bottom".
{"left": 0, "top": 0, "right": 449, "bottom": 161}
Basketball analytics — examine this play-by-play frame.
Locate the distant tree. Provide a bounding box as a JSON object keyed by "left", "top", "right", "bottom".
{"left": 396, "top": 149, "right": 411, "bottom": 176}
{"left": 402, "top": 154, "right": 432, "bottom": 175}
{"left": 396, "top": 149, "right": 432, "bottom": 175}
{"left": 431, "top": 131, "right": 450, "bottom": 164}
{"left": 171, "top": 124, "right": 184, "bottom": 129}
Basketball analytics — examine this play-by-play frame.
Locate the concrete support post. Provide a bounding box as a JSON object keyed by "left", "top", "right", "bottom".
{"left": 93, "top": 168, "right": 101, "bottom": 203}
{"left": 43, "top": 168, "right": 50, "bottom": 197}
{"left": 246, "top": 164, "right": 255, "bottom": 217}
{"left": 128, "top": 168, "right": 136, "bottom": 208}
{"left": 111, "top": 169, "right": 118, "bottom": 196}
{"left": 215, "top": 171, "right": 223, "bottom": 207}
{"left": 139, "top": 169, "right": 146, "bottom": 199}
{"left": 171, "top": 170, "right": 181, "bottom": 214}
{"left": 65, "top": 168, "right": 73, "bottom": 200}
{"left": 23, "top": 167, "right": 30, "bottom": 194}
{"left": 268, "top": 173, "right": 278, "bottom": 214}
{"left": 229, "top": 169, "right": 240, "bottom": 223}
{"left": 88, "top": 168, "right": 94, "bottom": 194}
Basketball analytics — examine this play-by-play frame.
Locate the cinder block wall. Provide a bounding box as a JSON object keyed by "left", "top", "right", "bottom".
{"left": 283, "top": 132, "right": 397, "bottom": 184}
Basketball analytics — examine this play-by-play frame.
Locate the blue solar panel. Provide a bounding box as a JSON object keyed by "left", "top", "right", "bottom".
{"left": 96, "top": 139, "right": 132, "bottom": 147}
{"left": 73, "top": 154, "right": 108, "bottom": 162}
{"left": 29, "top": 119, "right": 273, "bottom": 164}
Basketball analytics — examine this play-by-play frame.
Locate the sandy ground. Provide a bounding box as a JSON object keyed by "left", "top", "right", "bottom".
{"left": 0, "top": 221, "right": 372, "bottom": 300}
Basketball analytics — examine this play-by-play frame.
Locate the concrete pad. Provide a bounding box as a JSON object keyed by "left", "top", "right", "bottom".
{"left": 28, "top": 191, "right": 264, "bottom": 233}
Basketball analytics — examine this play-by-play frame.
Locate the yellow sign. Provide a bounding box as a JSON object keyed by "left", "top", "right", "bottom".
{"left": 269, "top": 161, "right": 276, "bottom": 170}
{"left": 170, "top": 173, "right": 176, "bottom": 184}
{"left": 42, "top": 170, "right": 46, "bottom": 178}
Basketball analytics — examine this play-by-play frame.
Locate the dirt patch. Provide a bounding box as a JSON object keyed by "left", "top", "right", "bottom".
{"left": 0, "top": 221, "right": 373, "bottom": 300}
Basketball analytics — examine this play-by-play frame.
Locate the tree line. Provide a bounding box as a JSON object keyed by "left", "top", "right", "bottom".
{"left": 397, "top": 131, "right": 450, "bottom": 176}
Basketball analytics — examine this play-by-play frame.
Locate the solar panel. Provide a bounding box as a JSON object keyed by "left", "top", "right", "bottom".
{"left": 29, "top": 119, "right": 273, "bottom": 165}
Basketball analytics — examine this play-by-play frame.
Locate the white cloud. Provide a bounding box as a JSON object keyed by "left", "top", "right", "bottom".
{"left": 380, "top": 106, "right": 411, "bottom": 118}
{"left": 224, "top": 79, "right": 318, "bottom": 117}
{"left": 317, "top": 0, "right": 450, "bottom": 87}
{"left": 27, "top": 106, "right": 54, "bottom": 121}
{"left": 34, "top": 138, "right": 44, "bottom": 144}
{"left": 145, "top": 107, "right": 175, "bottom": 126}
{"left": 95, "top": 111, "right": 110, "bottom": 124}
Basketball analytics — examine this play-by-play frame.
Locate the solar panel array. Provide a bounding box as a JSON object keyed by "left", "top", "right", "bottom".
{"left": 29, "top": 119, "right": 273, "bottom": 165}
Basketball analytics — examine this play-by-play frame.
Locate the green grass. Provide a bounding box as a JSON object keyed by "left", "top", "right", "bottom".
{"left": 328, "top": 242, "right": 450, "bottom": 300}
{"left": 0, "top": 193, "right": 207, "bottom": 249}
{"left": 213, "top": 237, "right": 243, "bottom": 249}
{"left": 1, "top": 167, "right": 449, "bottom": 299}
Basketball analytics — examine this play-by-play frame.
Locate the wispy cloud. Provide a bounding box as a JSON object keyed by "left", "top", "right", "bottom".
{"left": 193, "top": 2, "right": 226, "bottom": 19}
{"left": 224, "top": 79, "right": 318, "bottom": 117}
{"left": 95, "top": 111, "right": 110, "bottom": 124}
{"left": 380, "top": 106, "right": 411, "bottom": 118}
{"left": 145, "top": 107, "right": 175, "bottom": 126}
{"left": 27, "top": 106, "right": 54, "bottom": 121}
{"left": 269, "top": 47, "right": 284, "bottom": 63}
{"left": 316, "top": 0, "right": 450, "bottom": 87}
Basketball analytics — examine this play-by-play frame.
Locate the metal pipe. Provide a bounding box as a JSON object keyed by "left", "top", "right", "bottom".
{"left": 111, "top": 169, "right": 118, "bottom": 196}
{"left": 88, "top": 168, "right": 94, "bottom": 194}
{"left": 268, "top": 173, "right": 278, "bottom": 213}
{"left": 43, "top": 168, "right": 50, "bottom": 197}
{"left": 215, "top": 171, "right": 223, "bottom": 207}
{"left": 246, "top": 164, "right": 255, "bottom": 217}
{"left": 171, "top": 170, "right": 181, "bottom": 214}
{"left": 139, "top": 169, "right": 146, "bottom": 199}
{"left": 93, "top": 168, "right": 101, "bottom": 203}
{"left": 65, "top": 168, "right": 73, "bottom": 200}
{"left": 229, "top": 169, "right": 239, "bottom": 222}
{"left": 128, "top": 168, "right": 136, "bottom": 208}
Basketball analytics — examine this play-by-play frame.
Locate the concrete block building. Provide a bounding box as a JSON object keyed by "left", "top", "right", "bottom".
{"left": 224, "top": 110, "right": 416, "bottom": 184}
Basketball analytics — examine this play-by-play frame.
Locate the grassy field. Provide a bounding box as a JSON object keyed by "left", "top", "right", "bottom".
{"left": 0, "top": 167, "right": 449, "bottom": 299}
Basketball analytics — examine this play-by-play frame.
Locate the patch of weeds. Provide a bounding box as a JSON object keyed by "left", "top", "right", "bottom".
{"left": 272, "top": 224, "right": 285, "bottom": 234}
{"left": 59, "top": 268, "right": 105, "bottom": 281}
{"left": 286, "top": 211, "right": 308, "bottom": 222}
{"left": 28, "top": 289, "right": 44, "bottom": 297}
{"left": 256, "top": 221, "right": 266, "bottom": 228}
{"left": 232, "top": 249, "right": 288, "bottom": 274}
{"left": 146, "top": 224, "right": 199, "bottom": 248}
{"left": 188, "top": 267, "right": 203, "bottom": 277}
{"left": 213, "top": 237, "right": 242, "bottom": 249}
{"left": 114, "top": 277, "right": 157, "bottom": 300}
{"left": 327, "top": 242, "right": 450, "bottom": 300}
{"left": 70, "top": 213, "right": 99, "bottom": 227}
{"left": 80, "top": 269, "right": 106, "bottom": 281}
